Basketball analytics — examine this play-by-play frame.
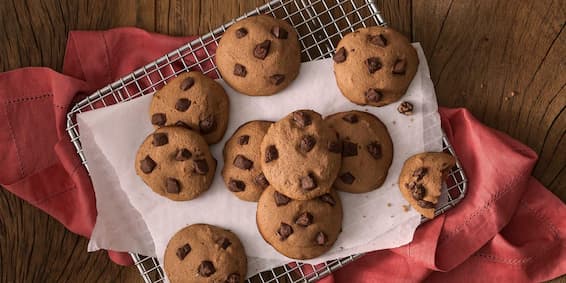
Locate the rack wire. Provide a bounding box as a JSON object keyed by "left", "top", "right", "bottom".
{"left": 65, "top": 0, "right": 468, "bottom": 282}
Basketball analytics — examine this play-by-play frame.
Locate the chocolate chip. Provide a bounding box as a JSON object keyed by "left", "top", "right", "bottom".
{"left": 152, "top": 133, "right": 168, "bottom": 146}
{"left": 254, "top": 172, "right": 270, "bottom": 189}
{"left": 199, "top": 115, "right": 216, "bottom": 134}
{"left": 166, "top": 178, "right": 180, "bottom": 194}
{"left": 328, "top": 140, "right": 342, "bottom": 153}
{"left": 366, "top": 57, "right": 382, "bottom": 73}
{"left": 175, "top": 148, "right": 192, "bottom": 161}
{"left": 315, "top": 232, "right": 328, "bottom": 245}
{"left": 417, "top": 200, "right": 435, "bottom": 209}
{"left": 175, "top": 98, "right": 191, "bottom": 112}
{"left": 271, "top": 26, "right": 288, "bottom": 39}
{"left": 392, "top": 58, "right": 407, "bottom": 75}
{"left": 217, "top": 237, "right": 231, "bottom": 249}
{"left": 176, "top": 243, "right": 191, "bottom": 260}
{"left": 368, "top": 34, "right": 387, "bottom": 47}
{"left": 295, "top": 212, "right": 313, "bottom": 227}
{"left": 397, "top": 101, "right": 414, "bottom": 115}
{"left": 234, "top": 64, "right": 247, "bottom": 77}
{"left": 413, "top": 167, "right": 428, "bottom": 181}
{"left": 300, "top": 173, "right": 317, "bottom": 190}
{"left": 411, "top": 184, "right": 426, "bottom": 200}
{"left": 319, "top": 194, "right": 336, "bottom": 206}
{"left": 367, "top": 142, "right": 382, "bottom": 159}
{"left": 233, "top": 154, "right": 253, "bottom": 170}
{"left": 198, "top": 261, "right": 216, "bottom": 277}
{"left": 342, "top": 141, "right": 358, "bottom": 157}
{"left": 238, "top": 135, "right": 249, "bottom": 145}
{"left": 226, "top": 273, "right": 240, "bottom": 283}
{"left": 180, "top": 77, "right": 195, "bottom": 91}
{"left": 277, "top": 223, "right": 293, "bottom": 240}
{"left": 228, "top": 179, "right": 246, "bottom": 192}
{"left": 140, "top": 156, "right": 156, "bottom": 174}
{"left": 339, "top": 172, "right": 355, "bottom": 184}
{"left": 292, "top": 111, "right": 312, "bottom": 128}
{"left": 299, "top": 135, "right": 316, "bottom": 153}
{"left": 270, "top": 74, "right": 285, "bottom": 85}
{"left": 265, "top": 145, "right": 278, "bottom": 163}
{"left": 274, "top": 191, "right": 291, "bottom": 206}
{"left": 253, "top": 40, "right": 271, "bottom": 60}
{"left": 193, "top": 159, "right": 209, "bottom": 175}
{"left": 235, "top": 27, "right": 248, "bottom": 38}
{"left": 342, "top": 113, "right": 358, "bottom": 123}
{"left": 151, "top": 113, "right": 166, "bottom": 126}
{"left": 405, "top": 181, "right": 417, "bottom": 190}
{"left": 333, "top": 47, "right": 347, "bottom": 63}
{"left": 365, "top": 88, "right": 382, "bottom": 103}
{"left": 175, "top": 120, "right": 192, "bottom": 130}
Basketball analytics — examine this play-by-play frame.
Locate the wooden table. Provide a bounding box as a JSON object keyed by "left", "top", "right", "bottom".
{"left": 0, "top": 0, "right": 564, "bottom": 282}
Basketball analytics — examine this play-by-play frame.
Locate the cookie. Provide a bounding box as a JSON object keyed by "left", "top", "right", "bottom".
{"left": 215, "top": 15, "right": 301, "bottom": 96}
{"left": 149, "top": 71, "right": 230, "bottom": 144}
{"left": 333, "top": 26, "right": 419, "bottom": 107}
{"left": 164, "top": 224, "right": 247, "bottom": 283}
{"left": 256, "top": 186, "right": 343, "bottom": 259}
{"left": 325, "top": 111, "right": 393, "bottom": 193}
{"left": 398, "top": 152, "right": 456, "bottom": 219}
{"left": 260, "top": 110, "right": 342, "bottom": 200}
{"left": 222, "top": 120, "right": 274, "bottom": 202}
{"left": 135, "top": 127, "right": 216, "bottom": 201}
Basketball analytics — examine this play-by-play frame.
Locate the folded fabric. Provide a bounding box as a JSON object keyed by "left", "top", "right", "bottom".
{"left": 0, "top": 27, "right": 564, "bottom": 281}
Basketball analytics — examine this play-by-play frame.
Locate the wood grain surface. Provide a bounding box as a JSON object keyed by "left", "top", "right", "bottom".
{"left": 0, "top": 0, "right": 564, "bottom": 282}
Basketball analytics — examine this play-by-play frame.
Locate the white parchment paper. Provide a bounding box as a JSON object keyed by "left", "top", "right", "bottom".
{"left": 80, "top": 44, "right": 441, "bottom": 276}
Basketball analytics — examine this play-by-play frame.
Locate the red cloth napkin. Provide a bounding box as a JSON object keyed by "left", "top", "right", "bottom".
{"left": 0, "top": 27, "right": 564, "bottom": 281}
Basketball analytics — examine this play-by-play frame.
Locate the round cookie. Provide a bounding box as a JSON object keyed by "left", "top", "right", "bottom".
{"left": 260, "top": 110, "right": 342, "bottom": 200}
{"left": 222, "top": 120, "right": 274, "bottom": 202}
{"left": 215, "top": 15, "right": 301, "bottom": 96}
{"left": 164, "top": 224, "right": 247, "bottom": 283}
{"left": 325, "top": 111, "right": 393, "bottom": 193}
{"left": 256, "top": 186, "right": 343, "bottom": 260}
{"left": 135, "top": 126, "right": 216, "bottom": 201}
{"left": 149, "top": 71, "right": 229, "bottom": 144}
{"left": 333, "top": 26, "right": 419, "bottom": 107}
{"left": 398, "top": 152, "right": 456, "bottom": 219}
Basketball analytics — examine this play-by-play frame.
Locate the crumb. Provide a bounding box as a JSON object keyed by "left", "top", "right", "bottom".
{"left": 510, "top": 91, "right": 518, "bottom": 97}
{"left": 387, "top": 203, "right": 392, "bottom": 207}
{"left": 392, "top": 120, "right": 396, "bottom": 125}
{"left": 390, "top": 215, "right": 394, "bottom": 218}
{"left": 410, "top": 118, "right": 414, "bottom": 122}
{"left": 362, "top": 215, "right": 366, "bottom": 218}
{"left": 480, "top": 83, "right": 485, "bottom": 88}
{"left": 504, "top": 97, "right": 509, "bottom": 101}
{"left": 402, "top": 205, "right": 411, "bottom": 212}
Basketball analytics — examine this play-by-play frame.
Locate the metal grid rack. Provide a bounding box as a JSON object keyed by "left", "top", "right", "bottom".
{"left": 65, "top": 0, "right": 468, "bottom": 282}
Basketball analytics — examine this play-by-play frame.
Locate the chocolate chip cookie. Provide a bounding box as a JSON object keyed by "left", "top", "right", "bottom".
{"left": 333, "top": 26, "right": 419, "bottom": 107}
{"left": 135, "top": 126, "right": 216, "bottom": 201}
{"left": 325, "top": 111, "right": 393, "bottom": 193}
{"left": 215, "top": 15, "right": 301, "bottom": 96}
{"left": 260, "top": 110, "right": 342, "bottom": 200}
{"left": 398, "top": 152, "right": 456, "bottom": 219}
{"left": 256, "top": 186, "right": 343, "bottom": 259}
{"left": 222, "top": 120, "right": 274, "bottom": 202}
{"left": 164, "top": 224, "right": 247, "bottom": 283}
{"left": 149, "top": 71, "right": 230, "bottom": 144}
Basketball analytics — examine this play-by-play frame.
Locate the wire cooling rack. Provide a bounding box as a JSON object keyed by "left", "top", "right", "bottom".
{"left": 65, "top": 0, "right": 468, "bottom": 282}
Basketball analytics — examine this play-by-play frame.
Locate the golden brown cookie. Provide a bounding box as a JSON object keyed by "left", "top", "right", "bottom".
{"left": 222, "top": 120, "right": 273, "bottom": 202}
{"left": 164, "top": 224, "right": 247, "bottom": 283}
{"left": 149, "top": 71, "right": 229, "bottom": 144}
{"left": 260, "top": 110, "right": 342, "bottom": 200}
{"left": 333, "top": 26, "right": 419, "bottom": 107}
{"left": 325, "top": 111, "right": 393, "bottom": 193}
{"left": 398, "top": 152, "right": 456, "bottom": 219}
{"left": 215, "top": 15, "right": 301, "bottom": 96}
{"left": 256, "top": 186, "right": 343, "bottom": 260}
{"left": 135, "top": 127, "right": 216, "bottom": 201}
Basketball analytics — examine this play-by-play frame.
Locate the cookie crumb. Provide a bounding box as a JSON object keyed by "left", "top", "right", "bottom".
{"left": 397, "top": 101, "right": 413, "bottom": 115}
{"left": 402, "top": 204, "right": 411, "bottom": 212}
{"left": 387, "top": 203, "right": 392, "bottom": 207}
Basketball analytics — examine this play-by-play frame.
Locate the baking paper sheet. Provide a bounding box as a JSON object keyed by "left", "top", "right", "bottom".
{"left": 80, "top": 44, "right": 442, "bottom": 276}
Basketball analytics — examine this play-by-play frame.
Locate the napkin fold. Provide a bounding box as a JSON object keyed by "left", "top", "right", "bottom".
{"left": 0, "top": 27, "right": 564, "bottom": 281}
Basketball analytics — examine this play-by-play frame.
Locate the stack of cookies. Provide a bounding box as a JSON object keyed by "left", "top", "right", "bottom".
{"left": 221, "top": 109, "right": 395, "bottom": 260}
